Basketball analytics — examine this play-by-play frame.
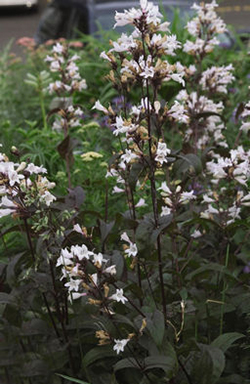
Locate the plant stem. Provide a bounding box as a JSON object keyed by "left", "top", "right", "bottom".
{"left": 23, "top": 218, "right": 35, "bottom": 262}
{"left": 42, "top": 292, "right": 61, "bottom": 339}
{"left": 145, "top": 78, "right": 167, "bottom": 321}
{"left": 178, "top": 358, "right": 194, "bottom": 384}
{"left": 220, "top": 243, "right": 230, "bottom": 335}
{"left": 39, "top": 91, "right": 48, "bottom": 130}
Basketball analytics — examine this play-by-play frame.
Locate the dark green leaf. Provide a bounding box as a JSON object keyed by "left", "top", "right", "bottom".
{"left": 0, "top": 293, "right": 17, "bottom": 306}
{"left": 114, "top": 358, "right": 140, "bottom": 372}
{"left": 144, "top": 355, "right": 177, "bottom": 376}
{"left": 128, "top": 162, "right": 145, "bottom": 191}
{"left": 186, "top": 263, "right": 237, "bottom": 281}
{"left": 65, "top": 186, "right": 85, "bottom": 209}
{"left": 211, "top": 332, "right": 244, "bottom": 353}
{"left": 146, "top": 309, "right": 165, "bottom": 347}
{"left": 99, "top": 219, "right": 115, "bottom": 243}
{"left": 82, "top": 345, "right": 117, "bottom": 369}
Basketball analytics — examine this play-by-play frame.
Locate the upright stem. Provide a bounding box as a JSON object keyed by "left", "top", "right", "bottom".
{"left": 220, "top": 243, "right": 230, "bottom": 335}
{"left": 39, "top": 91, "right": 48, "bottom": 130}
{"left": 23, "top": 218, "right": 35, "bottom": 262}
{"left": 145, "top": 79, "right": 167, "bottom": 321}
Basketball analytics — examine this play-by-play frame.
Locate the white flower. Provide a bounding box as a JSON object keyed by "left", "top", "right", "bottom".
{"left": 52, "top": 43, "right": 64, "bottom": 54}
{"left": 135, "top": 198, "right": 147, "bottom": 208}
{"left": 158, "top": 182, "right": 171, "bottom": 196}
{"left": 8, "top": 170, "right": 24, "bottom": 187}
{"left": 191, "top": 230, "right": 202, "bottom": 238}
{"left": 161, "top": 206, "right": 172, "bottom": 216}
{"left": 112, "top": 186, "right": 125, "bottom": 194}
{"left": 26, "top": 163, "right": 47, "bottom": 175}
{"left": 0, "top": 196, "right": 17, "bottom": 209}
{"left": 121, "top": 232, "right": 130, "bottom": 243}
{"left": 121, "top": 232, "right": 138, "bottom": 257}
{"left": 71, "top": 244, "right": 94, "bottom": 261}
{"left": 50, "top": 60, "right": 61, "bottom": 72}
{"left": 56, "top": 248, "right": 73, "bottom": 267}
{"left": 202, "top": 194, "right": 215, "bottom": 204}
{"left": 0, "top": 208, "right": 15, "bottom": 218}
{"left": 113, "top": 338, "right": 129, "bottom": 354}
{"left": 93, "top": 252, "right": 107, "bottom": 267}
{"left": 179, "top": 191, "right": 197, "bottom": 204}
{"left": 120, "top": 149, "right": 139, "bottom": 165}
{"left": 125, "top": 243, "right": 138, "bottom": 257}
{"left": 90, "top": 273, "right": 98, "bottom": 286}
{"left": 100, "top": 51, "right": 112, "bottom": 62}
{"left": 110, "top": 288, "right": 128, "bottom": 304}
{"left": 103, "top": 265, "right": 117, "bottom": 275}
{"left": 73, "top": 224, "right": 84, "bottom": 235}
{"left": 168, "top": 101, "right": 189, "bottom": 124}
{"left": 64, "top": 278, "right": 81, "bottom": 292}
{"left": 40, "top": 191, "right": 56, "bottom": 206}
{"left": 92, "top": 100, "right": 108, "bottom": 114}
{"left": 155, "top": 142, "right": 171, "bottom": 165}
{"left": 39, "top": 177, "right": 55, "bottom": 189}
{"left": 112, "top": 116, "right": 137, "bottom": 136}
{"left": 69, "top": 292, "right": 85, "bottom": 302}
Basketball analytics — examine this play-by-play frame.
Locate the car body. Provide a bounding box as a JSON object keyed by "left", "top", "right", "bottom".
{"left": 0, "top": 0, "right": 38, "bottom": 9}
{"left": 35, "top": 0, "right": 249, "bottom": 44}
{"left": 88, "top": 0, "right": 194, "bottom": 34}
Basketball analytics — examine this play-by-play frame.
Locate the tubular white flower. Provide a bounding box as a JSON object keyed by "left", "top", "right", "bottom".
{"left": 110, "top": 289, "right": 128, "bottom": 304}
{"left": 113, "top": 338, "right": 129, "bottom": 354}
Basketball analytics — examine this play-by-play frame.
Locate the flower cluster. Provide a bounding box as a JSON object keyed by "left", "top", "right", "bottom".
{"left": 158, "top": 182, "right": 197, "bottom": 216}
{"left": 45, "top": 43, "right": 87, "bottom": 94}
{"left": 56, "top": 241, "right": 122, "bottom": 303}
{"left": 168, "top": 2, "right": 235, "bottom": 150}
{"left": 52, "top": 105, "right": 83, "bottom": 132}
{"left": 240, "top": 101, "right": 250, "bottom": 133}
{"left": 184, "top": 0, "right": 226, "bottom": 55}
{"left": 0, "top": 145, "right": 56, "bottom": 219}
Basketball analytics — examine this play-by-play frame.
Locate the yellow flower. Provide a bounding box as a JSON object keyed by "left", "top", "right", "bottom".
{"left": 81, "top": 152, "right": 103, "bottom": 162}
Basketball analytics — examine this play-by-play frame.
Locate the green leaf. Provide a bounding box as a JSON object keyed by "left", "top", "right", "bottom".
{"left": 57, "top": 135, "right": 79, "bottom": 165}
{"left": 207, "top": 346, "right": 225, "bottom": 380}
{"left": 191, "top": 348, "right": 213, "bottom": 384}
{"left": 211, "top": 332, "right": 244, "bottom": 353}
{"left": 82, "top": 345, "right": 117, "bottom": 369}
{"left": 192, "top": 344, "right": 225, "bottom": 384}
{"left": 151, "top": 214, "right": 173, "bottom": 242}
{"left": 114, "top": 358, "right": 140, "bottom": 372}
{"left": 0, "top": 293, "right": 18, "bottom": 306}
{"left": 65, "top": 186, "right": 85, "bottom": 209}
{"left": 174, "top": 153, "right": 202, "bottom": 178}
{"left": 56, "top": 374, "right": 90, "bottom": 384}
{"left": 110, "top": 251, "right": 125, "bottom": 280}
{"left": 146, "top": 309, "right": 165, "bottom": 347}
{"left": 135, "top": 214, "right": 155, "bottom": 251}
{"left": 128, "top": 162, "right": 145, "bottom": 191}
{"left": 144, "top": 355, "right": 177, "bottom": 376}
{"left": 6, "top": 252, "right": 25, "bottom": 285}
{"left": 186, "top": 263, "right": 237, "bottom": 281}
{"left": 99, "top": 219, "right": 115, "bottom": 243}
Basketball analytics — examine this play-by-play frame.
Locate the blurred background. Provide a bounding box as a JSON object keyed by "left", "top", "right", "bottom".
{"left": 0, "top": 0, "right": 249, "bottom": 55}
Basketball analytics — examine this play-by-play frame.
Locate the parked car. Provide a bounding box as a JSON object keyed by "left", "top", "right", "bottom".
{"left": 35, "top": 0, "right": 194, "bottom": 44}
{"left": 0, "top": 0, "right": 38, "bottom": 10}
{"left": 35, "top": 0, "right": 249, "bottom": 45}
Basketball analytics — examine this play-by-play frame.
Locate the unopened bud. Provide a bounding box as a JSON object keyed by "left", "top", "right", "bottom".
{"left": 176, "top": 185, "right": 182, "bottom": 193}
{"left": 11, "top": 146, "right": 20, "bottom": 157}
{"left": 154, "top": 101, "right": 161, "bottom": 114}
{"left": 16, "top": 162, "right": 26, "bottom": 173}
